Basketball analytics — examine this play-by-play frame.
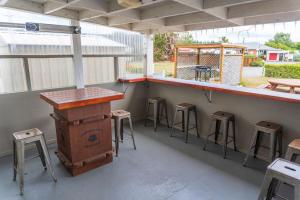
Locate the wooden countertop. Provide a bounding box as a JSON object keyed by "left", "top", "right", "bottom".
{"left": 40, "top": 87, "right": 124, "bottom": 110}
{"left": 119, "top": 77, "right": 300, "bottom": 104}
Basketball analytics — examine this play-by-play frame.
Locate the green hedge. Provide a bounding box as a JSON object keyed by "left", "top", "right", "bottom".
{"left": 265, "top": 63, "right": 300, "bottom": 79}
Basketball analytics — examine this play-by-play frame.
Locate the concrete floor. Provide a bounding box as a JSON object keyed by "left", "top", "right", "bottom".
{"left": 0, "top": 122, "right": 293, "bottom": 200}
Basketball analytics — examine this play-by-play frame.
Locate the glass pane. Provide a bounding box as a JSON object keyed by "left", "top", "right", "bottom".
{"left": 28, "top": 58, "right": 75, "bottom": 90}
{"left": 0, "top": 58, "right": 27, "bottom": 94}
{"left": 83, "top": 57, "right": 115, "bottom": 85}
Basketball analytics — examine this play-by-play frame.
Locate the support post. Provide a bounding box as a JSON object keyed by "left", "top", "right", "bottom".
{"left": 114, "top": 56, "right": 119, "bottom": 80}
{"left": 144, "top": 34, "right": 154, "bottom": 77}
{"left": 71, "top": 20, "right": 84, "bottom": 89}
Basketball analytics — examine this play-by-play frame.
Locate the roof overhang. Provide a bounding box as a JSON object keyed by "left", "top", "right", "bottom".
{"left": 0, "top": 0, "right": 300, "bottom": 33}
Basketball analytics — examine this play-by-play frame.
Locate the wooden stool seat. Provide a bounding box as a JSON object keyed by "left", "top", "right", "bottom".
{"left": 13, "top": 128, "right": 43, "bottom": 141}
{"left": 203, "top": 111, "right": 237, "bottom": 159}
{"left": 243, "top": 121, "right": 283, "bottom": 166}
{"left": 255, "top": 121, "right": 282, "bottom": 134}
{"left": 112, "top": 110, "right": 130, "bottom": 118}
{"left": 212, "top": 111, "right": 234, "bottom": 121}
{"left": 285, "top": 139, "right": 300, "bottom": 162}
{"left": 289, "top": 139, "right": 300, "bottom": 150}
{"left": 176, "top": 103, "right": 195, "bottom": 110}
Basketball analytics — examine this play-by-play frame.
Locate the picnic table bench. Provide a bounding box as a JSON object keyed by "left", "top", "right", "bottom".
{"left": 268, "top": 79, "right": 300, "bottom": 94}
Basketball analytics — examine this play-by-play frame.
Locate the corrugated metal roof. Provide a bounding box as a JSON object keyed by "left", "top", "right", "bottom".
{"left": 0, "top": 32, "right": 126, "bottom": 47}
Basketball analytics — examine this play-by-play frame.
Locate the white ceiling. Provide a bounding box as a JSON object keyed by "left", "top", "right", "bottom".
{"left": 1, "top": 0, "right": 300, "bottom": 33}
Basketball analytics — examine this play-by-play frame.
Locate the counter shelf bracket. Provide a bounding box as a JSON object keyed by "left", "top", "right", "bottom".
{"left": 204, "top": 90, "right": 212, "bottom": 103}
{"left": 120, "top": 82, "right": 130, "bottom": 95}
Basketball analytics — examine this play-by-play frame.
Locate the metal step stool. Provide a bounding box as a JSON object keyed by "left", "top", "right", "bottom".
{"left": 170, "top": 103, "right": 200, "bottom": 143}
{"left": 13, "top": 128, "right": 57, "bottom": 195}
{"left": 144, "top": 97, "right": 170, "bottom": 132}
{"left": 258, "top": 158, "right": 300, "bottom": 200}
{"left": 112, "top": 110, "right": 136, "bottom": 157}
{"left": 203, "top": 111, "right": 237, "bottom": 159}
{"left": 243, "top": 121, "right": 283, "bottom": 166}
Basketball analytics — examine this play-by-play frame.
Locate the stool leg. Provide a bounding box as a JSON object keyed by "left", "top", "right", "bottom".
{"left": 266, "top": 179, "right": 279, "bottom": 200}
{"left": 157, "top": 102, "right": 161, "bottom": 126}
{"left": 120, "top": 119, "right": 124, "bottom": 143}
{"left": 39, "top": 136, "right": 57, "bottom": 182}
{"left": 128, "top": 116, "right": 136, "bottom": 150}
{"left": 154, "top": 102, "right": 158, "bottom": 132}
{"left": 295, "top": 184, "right": 300, "bottom": 200}
{"left": 35, "top": 141, "right": 47, "bottom": 170}
{"left": 258, "top": 170, "right": 273, "bottom": 200}
{"left": 194, "top": 108, "right": 200, "bottom": 138}
{"left": 277, "top": 131, "right": 283, "bottom": 158}
{"left": 144, "top": 102, "right": 150, "bottom": 127}
{"left": 181, "top": 111, "right": 185, "bottom": 132}
{"left": 16, "top": 141, "right": 24, "bottom": 195}
{"left": 184, "top": 109, "right": 189, "bottom": 143}
{"left": 223, "top": 120, "right": 229, "bottom": 159}
{"left": 203, "top": 118, "right": 216, "bottom": 151}
{"left": 243, "top": 130, "right": 258, "bottom": 166}
{"left": 170, "top": 109, "right": 178, "bottom": 137}
{"left": 114, "top": 118, "right": 120, "bottom": 157}
{"left": 231, "top": 119, "right": 237, "bottom": 151}
{"left": 13, "top": 140, "right": 17, "bottom": 182}
{"left": 254, "top": 132, "right": 261, "bottom": 158}
{"left": 164, "top": 101, "right": 170, "bottom": 128}
{"left": 270, "top": 133, "right": 277, "bottom": 162}
{"left": 215, "top": 120, "right": 221, "bottom": 144}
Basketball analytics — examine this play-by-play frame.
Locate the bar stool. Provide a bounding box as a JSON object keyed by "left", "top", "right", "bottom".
{"left": 258, "top": 158, "right": 300, "bottom": 200}
{"left": 285, "top": 139, "right": 300, "bottom": 162}
{"left": 243, "top": 121, "right": 283, "bottom": 166}
{"left": 112, "top": 110, "right": 136, "bottom": 157}
{"left": 170, "top": 103, "right": 200, "bottom": 143}
{"left": 144, "top": 97, "right": 170, "bottom": 131}
{"left": 12, "top": 128, "right": 57, "bottom": 195}
{"left": 203, "top": 111, "right": 237, "bottom": 159}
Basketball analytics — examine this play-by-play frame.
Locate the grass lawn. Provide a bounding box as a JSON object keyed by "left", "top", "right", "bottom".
{"left": 154, "top": 61, "right": 175, "bottom": 77}
{"left": 241, "top": 76, "right": 269, "bottom": 88}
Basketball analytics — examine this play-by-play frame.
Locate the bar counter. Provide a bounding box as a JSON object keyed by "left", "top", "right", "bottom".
{"left": 119, "top": 77, "right": 300, "bottom": 104}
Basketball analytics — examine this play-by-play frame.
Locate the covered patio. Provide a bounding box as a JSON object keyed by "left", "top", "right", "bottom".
{"left": 0, "top": 0, "right": 300, "bottom": 199}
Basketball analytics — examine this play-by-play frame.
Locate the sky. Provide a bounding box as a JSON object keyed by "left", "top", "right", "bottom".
{"left": 0, "top": 7, "right": 300, "bottom": 44}
{"left": 188, "top": 22, "right": 300, "bottom": 44}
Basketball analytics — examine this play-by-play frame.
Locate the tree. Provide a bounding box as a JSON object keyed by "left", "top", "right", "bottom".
{"left": 265, "top": 32, "right": 298, "bottom": 51}
{"left": 220, "top": 36, "right": 229, "bottom": 43}
{"left": 154, "top": 33, "right": 178, "bottom": 61}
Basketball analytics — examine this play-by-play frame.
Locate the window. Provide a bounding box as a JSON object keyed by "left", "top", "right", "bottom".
{"left": 28, "top": 58, "right": 74, "bottom": 91}
{"left": 0, "top": 58, "right": 27, "bottom": 94}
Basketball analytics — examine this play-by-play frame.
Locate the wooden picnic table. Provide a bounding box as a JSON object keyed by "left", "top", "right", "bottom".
{"left": 268, "top": 79, "right": 300, "bottom": 94}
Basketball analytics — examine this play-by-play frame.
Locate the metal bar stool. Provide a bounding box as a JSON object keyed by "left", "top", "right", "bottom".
{"left": 285, "top": 139, "right": 300, "bottom": 162}
{"left": 144, "top": 97, "right": 170, "bottom": 132}
{"left": 112, "top": 110, "right": 136, "bottom": 157}
{"left": 258, "top": 158, "right": 300, "bottom": 200}
{"left": 170, "top": 103, "right": 200, "bottom": 143}
{"left": 12, "top": 128, "right": 57, "bottom": 195}
{"left": 243, "top": 121, "right": 283, "bottom": 166}
{"left": 203, "top": 111, "right": 237, "bottom": 159}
